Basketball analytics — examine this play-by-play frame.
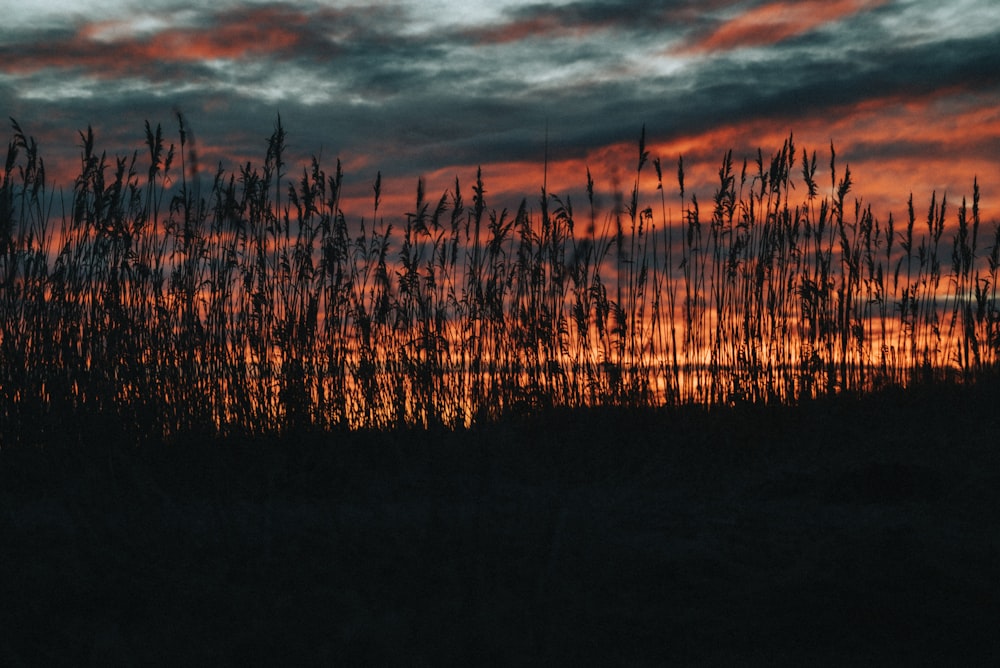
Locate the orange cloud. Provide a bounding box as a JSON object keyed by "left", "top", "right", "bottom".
{"left": 380, "top": 88, "right": 996, "bottom": 231}
{"left": 1, "top": 7, "right": 321, "bottom": 78}
{"left": 677, "top": 0, "right": 890, "bottom": 54}
{"left": 637, "top": 91, "right": 999, "bottom": 225}
{"left": 365, "top": 82, "right": 999, "bottom": 230}
{"left": 466, "top": 15, "right": 566, "bottom": 44}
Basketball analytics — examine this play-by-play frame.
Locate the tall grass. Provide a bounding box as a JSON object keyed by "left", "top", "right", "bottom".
{"left": 1, "top": 117, "right": 997, "bottom": 440}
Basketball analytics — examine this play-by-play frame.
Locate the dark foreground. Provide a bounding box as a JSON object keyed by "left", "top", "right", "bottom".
{"left": 2, "top": 382, "right": 999, "bottom": 666}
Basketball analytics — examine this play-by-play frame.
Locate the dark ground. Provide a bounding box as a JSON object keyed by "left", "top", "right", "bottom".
{"left": 2, "top": 381, "right": 999, "bottom": 666}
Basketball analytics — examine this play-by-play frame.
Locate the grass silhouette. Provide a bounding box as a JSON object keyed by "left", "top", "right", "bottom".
{"left": 1, "top": 117, "right": 998, "bottom": 663}
{"left": 1, "top": 117, "right": 998, "bottom": 439}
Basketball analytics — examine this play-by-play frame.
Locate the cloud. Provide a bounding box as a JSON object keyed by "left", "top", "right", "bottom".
{"left": 0, "top": 5, "right": 347, "bottom": 79}
{"left": 675, "top": 0, "right": 891, "bottom": 54}
{"left": 1, "top": 0, "right": 997, "bottom": 223}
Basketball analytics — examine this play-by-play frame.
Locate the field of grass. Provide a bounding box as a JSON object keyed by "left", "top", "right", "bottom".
{"left": 2, "top": 117, "right": 999, "bottom": 663}
{"left": 2, "top": 117, "right": 999, "bottom": 437}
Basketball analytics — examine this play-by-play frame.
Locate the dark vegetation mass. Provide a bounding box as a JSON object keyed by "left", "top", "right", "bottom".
{"left": 2, "top": 382, "right": 999, "bottom": 664}
{"left": 2, "top": 116, "right": 999, "bottom": 663}
{"left": 2, "top": 116, "right": 999, "bottom": 439}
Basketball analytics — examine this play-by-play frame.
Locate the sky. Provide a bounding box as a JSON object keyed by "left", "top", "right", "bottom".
{"left": 2, "top": 0, "right": 999, "bottom": 223}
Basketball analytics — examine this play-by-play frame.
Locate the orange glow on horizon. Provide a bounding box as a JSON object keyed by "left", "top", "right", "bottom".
{"left": 8, "top": 63, "right": 997, "bottom": 248}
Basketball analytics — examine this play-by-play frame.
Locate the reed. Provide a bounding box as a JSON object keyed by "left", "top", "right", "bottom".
{"left": 1, "top": 118, "right": 997, "bottom": 441}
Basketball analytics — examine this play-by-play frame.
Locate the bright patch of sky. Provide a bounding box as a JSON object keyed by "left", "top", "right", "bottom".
{"left": 391, "top": 0, "right": 577, "bottom": 32}
{"left": 879, "top": 0, "right": 1000, "bottom": 44}
{"left": 5, "top": 0, "right": 161, "bottom": 30}
{"left": 84, "top": 12, "right": 202, "bottom": 42}
{"left": 17, "top": 78, "right": 97, "bottom": 101}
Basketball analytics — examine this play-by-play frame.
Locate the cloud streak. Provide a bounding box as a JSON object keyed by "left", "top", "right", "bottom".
{"left": 675, "top": 0, "right": 891, "bottom": 53}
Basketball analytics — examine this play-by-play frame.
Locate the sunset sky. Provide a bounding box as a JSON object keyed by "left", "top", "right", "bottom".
{"left": 3, "top": 0, "right": 999, "bottom": 221}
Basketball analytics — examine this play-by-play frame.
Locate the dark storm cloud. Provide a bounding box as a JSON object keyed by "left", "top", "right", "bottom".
{"left": 459, "top": 0, "right": 701, "bottom": 44}
{"left": 656, "top": 31, "right": 1000, "bottom": 133}
{"left": 491, "top": 0, "right": 735, "bottom": 30}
